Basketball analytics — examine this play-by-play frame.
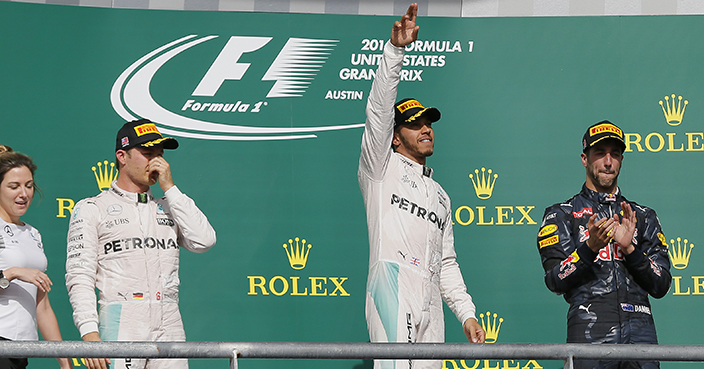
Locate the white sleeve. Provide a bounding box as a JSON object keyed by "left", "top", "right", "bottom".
{"left": 164, "top": 186, "right": 217, "bottom": 253}
{"left": 440, "top": 199, "right": 477, "bottom": 324}
{"left": 359, "top": 40, "right": 405, "bottom": 181}
{"left": 65, "top": 199, "right": 101, "bottom": 337}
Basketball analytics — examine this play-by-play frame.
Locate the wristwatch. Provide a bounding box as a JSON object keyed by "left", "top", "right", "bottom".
{"left": 0, "top": 270, "right": 9, "bottom": 289}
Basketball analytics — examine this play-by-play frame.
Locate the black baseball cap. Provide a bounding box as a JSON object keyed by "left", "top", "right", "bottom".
{"left": 115, "top": 119, "right": 179, "bottom": 152}
{"left": 582, "top": 120, "right": 626, "bottom": 153}
{"left": 394, "top": 98, "right": 441, "bottom": 127}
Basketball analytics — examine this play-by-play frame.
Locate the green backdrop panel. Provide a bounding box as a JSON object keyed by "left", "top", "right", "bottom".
{"left": 1, "top": 2, "right": 703, "bottom": 368}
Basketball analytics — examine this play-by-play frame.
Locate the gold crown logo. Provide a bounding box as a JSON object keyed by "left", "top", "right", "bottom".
{"left": 91, "top": 160, "right": 118, "bottom": 191}
{"left": 479, "top": 311, "right": 503, "bottom": 343}
{"left": 669, "top": 237, "right": 694, "bottom": 270}
{"left": 659, "top": 94, "right": 688, "bottom": 126}
{"left": 469, "top": 167, "right": 498, "bottom": 200}
{"left": 283, "top": 237, "right": 312, "bottom": 270}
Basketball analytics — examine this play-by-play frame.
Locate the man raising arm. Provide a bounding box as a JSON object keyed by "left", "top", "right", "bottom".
{"left": 359, "top": 5, "right": 485, "bottom": 369}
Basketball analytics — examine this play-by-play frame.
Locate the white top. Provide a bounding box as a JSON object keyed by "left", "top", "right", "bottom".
{"left": 66, "top": 182, "right": 217, "bottom": 337}
{"left": 0, "top": 219, "right": 47, "bottom": 340}
{"left": 358, "top": 41, "right": 476, "bottom": 325}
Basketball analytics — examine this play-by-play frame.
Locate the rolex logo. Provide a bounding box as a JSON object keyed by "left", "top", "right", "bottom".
{"left": 659, "top": 94, "right": 688, "bottom": 126}
{"left": 469, "top": 167, "right": 498, "bottom": 200}
{"left": 91, "top": 160, "right": 118, "bottom": 191}
{"left": 247, "top": 237, "right": 348, "bottom": 297}
{"left": 283, "top": 237, "right": 312, "bottom": 270}
{"left": 479, "top": 311, "right": 503, "bottom": 343}
{"left": 669, "top": 237, "right": 694, "bottom": 270}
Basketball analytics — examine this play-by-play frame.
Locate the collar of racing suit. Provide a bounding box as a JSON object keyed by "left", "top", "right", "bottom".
{"left": 394, "top": 152, "right": 434, "bottom": 178}
{"left": 579, "top": 183, "right": 622, "bottom": 205}
{"left": 108, "top": 180, "right": 155, "bottom": 204}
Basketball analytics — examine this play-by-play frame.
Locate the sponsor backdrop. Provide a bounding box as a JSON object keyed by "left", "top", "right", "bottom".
{"left": 1, "top": 1, "right": 703, "bottom": 368}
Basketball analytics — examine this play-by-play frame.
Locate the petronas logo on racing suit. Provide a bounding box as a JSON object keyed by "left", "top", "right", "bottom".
{"left": 391, "top": 194, "right": 446, "bottom": 230}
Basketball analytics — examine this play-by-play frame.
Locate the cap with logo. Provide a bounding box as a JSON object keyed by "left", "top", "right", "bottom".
{"left": 582, "top": 120, "right": 626, "bottom": 153}
{"left": 394, "top": 98, "right": 441, "bottom": 127}
{"left": 115, "top": 119, "right": 179, "bottom": 152}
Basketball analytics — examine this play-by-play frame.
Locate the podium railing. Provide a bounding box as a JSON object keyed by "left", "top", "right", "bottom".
{"left": 1, "top": 341, "right": 703, "bottom": 369}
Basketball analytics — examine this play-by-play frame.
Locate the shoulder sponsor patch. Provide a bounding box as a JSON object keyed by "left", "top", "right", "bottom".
{"left": 538, "top": 224, "right": 558, "bottom": 237}
{"left": 539, "top": 235, "right": 559, "bottom": 248}
{"left": 657, "top": 232, "right": 668, "bottom": 247}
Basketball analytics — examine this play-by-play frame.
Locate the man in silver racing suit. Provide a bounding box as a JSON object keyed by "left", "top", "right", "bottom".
{"left": 537, "top": 121, "right": 671, "bottom": 369}
{"left": 66, "top": 119, "right": 217, "bottom": 369}
{"left": 358, "top": 5, "right": 485, "bottom": 369}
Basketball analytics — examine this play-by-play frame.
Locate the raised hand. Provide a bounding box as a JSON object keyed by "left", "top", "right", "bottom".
{"left": 391, "top": 3, "right": 420, "bottom": 47}
{"left": 613, "top": 201, "right": 636, "bottom": 255}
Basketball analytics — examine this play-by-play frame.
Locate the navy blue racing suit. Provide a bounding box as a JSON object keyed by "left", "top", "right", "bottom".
{"left": 537, "top": 184, "right": 671, "bottom": 369}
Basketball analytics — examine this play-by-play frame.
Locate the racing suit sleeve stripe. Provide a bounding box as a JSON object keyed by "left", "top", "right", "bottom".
{"left": 359, "top": 40, "right": 405, "bottom": 182}
{"left": 65, "top": 199, "right": 101, "bottom": 337}
{"left": 164, "top": 186, "right": 217, "bottom": 253}
{"left": 440, "top": 208, "right": 477, "bottom": 324}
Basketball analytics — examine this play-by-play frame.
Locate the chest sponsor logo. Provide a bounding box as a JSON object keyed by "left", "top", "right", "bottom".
{"left": 3, "top": 225, "right": 12, "bottom": 237}
{"left": 156, "top": 203, "right": 169, "bottom": 214}
{"left": 107, "top": 204, "right": 123, "bottom": 216}
{"left": 596, "top": 244, "right": 624, "bottom": 262}
{"left": 391, "top": 194, "right": 446, "bottom": 231}
{"left": 103, "top": 237, "right": 178, "bottom": 254}
{"left": 247, "top": 236, "right": 349, "bottom": 297}
{"left": 156, "top": 218, "right": 175, "bottom": 227}
{"left": 105, "top": 218, "right": 130, "bottom": 229}
{"left": 572, "top": 208, "right": 593, "bottom": 219}
{"left": 401, "top": 174, "right": 418, "bottom": 189}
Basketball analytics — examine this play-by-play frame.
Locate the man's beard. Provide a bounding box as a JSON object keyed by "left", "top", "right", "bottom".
{"left": 589, "top": 167, "right": 618, "bottom": 191}
{"left": 398, "top": 134, "right": 433, "bottom": 158}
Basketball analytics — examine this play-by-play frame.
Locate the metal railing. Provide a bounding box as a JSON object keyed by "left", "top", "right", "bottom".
{"left": 1, "top": 341, "right": 704, "bottom": 369}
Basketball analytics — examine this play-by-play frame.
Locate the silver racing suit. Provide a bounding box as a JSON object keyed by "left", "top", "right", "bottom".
{"left": 65, "top": 181, "right": 216, "bottom": 369}
{"left": 358, "top": 41, "right": 477, "bottom": 369}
